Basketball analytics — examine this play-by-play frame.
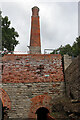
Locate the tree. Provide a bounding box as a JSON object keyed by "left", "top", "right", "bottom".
{"left": 51, "top": 36, "right": 80, "bottom": 57}
{"left": 51, "top": 44, "right": 72, "bottom": 56}
{"left": 59, "top": 44, "right": 72, "bottom": 56}
{"left": 72, "top": 36, "right": 80, "bottom": 57}
{"left": 1, "top": 13, "right": 19, "bottom": 53}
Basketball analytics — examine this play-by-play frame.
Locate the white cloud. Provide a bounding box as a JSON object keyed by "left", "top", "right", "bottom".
{"left": 0, "top": 1, "right": 78, "bottom": 54}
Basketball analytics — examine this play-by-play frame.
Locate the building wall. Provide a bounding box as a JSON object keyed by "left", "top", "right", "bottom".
{"left": 1, "top": 82, "right": 64, "bottom": 118}
{"left": 63, "top": 54, "right": 72, "bottom": 71}
{"left": 0, "top": 54, "right": 64, "bottom": 118}
{"left": 65, "top": 55, "right": 80, "bottom": 100}
{"left": 2, "top": 54, "right": 64, "bottom": 83}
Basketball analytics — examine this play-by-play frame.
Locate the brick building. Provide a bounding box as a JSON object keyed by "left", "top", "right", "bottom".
{"left": 0, "top": 6, "right": 64, "bottom": 119}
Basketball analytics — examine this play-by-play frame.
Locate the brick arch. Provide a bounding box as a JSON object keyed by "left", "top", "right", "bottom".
{"left": 0, "top": 88, "right": 11, "bottom": 109}
{"left": 29, "top": 95, "right": 52, "bottom": 118}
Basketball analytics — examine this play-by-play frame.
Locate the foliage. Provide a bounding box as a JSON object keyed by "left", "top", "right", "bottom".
{"left": 51, "top": 36, "right": 80, "bottom": 57}
{"left": 1, "top": 11, "right": 19, "bottom": 54}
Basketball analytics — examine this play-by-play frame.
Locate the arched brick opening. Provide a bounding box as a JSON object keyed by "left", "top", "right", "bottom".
{"left": 29, "top": 95, "right": 52, "bottom": 118}
{"left": 0, "top": 88, "right": 11, "bottom": 109}
{"left": 36, "top": 107, "right": 49, "bottom": 120}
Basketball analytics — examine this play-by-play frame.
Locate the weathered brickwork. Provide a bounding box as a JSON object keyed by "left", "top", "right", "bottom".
{"left": 30, "top": 6, "right": 41, "bottom": 54}
{"left": 0, "top": 54, "right": 64, "bottom": 118}
{"left": 65, "top": 55, "right": 80, "bottom": 100}
{"left": 2, "top": 54, "right": 64, "bottom": 83}
{"left": 1, "top": 82, "right": 64, "bottom": 118}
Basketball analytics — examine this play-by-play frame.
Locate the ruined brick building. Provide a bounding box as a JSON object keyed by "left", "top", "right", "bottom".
{"left": 0, "top": 6, "right": 65, "bottom": 119}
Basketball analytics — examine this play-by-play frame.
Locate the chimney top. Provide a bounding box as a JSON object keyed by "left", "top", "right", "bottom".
{"left": 32, "top": 6, "right": 39, "bottom": 16}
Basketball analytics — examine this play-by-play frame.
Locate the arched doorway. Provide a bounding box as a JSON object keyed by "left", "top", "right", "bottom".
{"left": 36, "top": 107, "right": 56, "bottom": 120}
{"left": 0, "top": 88, "right": 11, "bottom": 119}
{"left": 29, "top": 95, "right": 52, "bottom": 118}
{"left": 0, "top": 98, "right": 9, "bottom": 120}
{"left": 36, "top": 107, "right": 49, "bottom": 120}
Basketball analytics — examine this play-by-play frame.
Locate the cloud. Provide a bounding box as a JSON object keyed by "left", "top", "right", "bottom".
{"left": 0, "top": 1, "right": 78, "bottom": 53}
{"left": 40, "top": 2, "right": 78, "bottom": 52}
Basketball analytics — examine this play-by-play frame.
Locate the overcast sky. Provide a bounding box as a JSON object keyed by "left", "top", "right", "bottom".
{"left": 0, "top": 0, "right": 79, "bottom": 54}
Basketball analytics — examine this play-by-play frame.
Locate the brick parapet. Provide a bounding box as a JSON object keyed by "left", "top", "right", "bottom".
{"left": 2, "top": 54, "right": 64, "bottom": 83}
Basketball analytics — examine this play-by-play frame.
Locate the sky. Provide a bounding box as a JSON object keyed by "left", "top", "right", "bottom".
{"left": 0, "top": 0, "right": 79, "bottom": 54}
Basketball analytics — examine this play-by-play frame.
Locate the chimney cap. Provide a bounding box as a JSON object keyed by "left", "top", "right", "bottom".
{"left": 32, "top": 6, "right": 39, "bottom": 11}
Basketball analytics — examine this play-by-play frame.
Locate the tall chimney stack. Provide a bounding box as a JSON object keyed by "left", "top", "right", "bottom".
{"left": 29, "top": 6, "right": 41, "bottom": 54}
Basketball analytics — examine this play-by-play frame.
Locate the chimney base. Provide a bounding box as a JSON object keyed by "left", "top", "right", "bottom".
{"left": 30, "top": 46, "right": 41, "bottom": 54}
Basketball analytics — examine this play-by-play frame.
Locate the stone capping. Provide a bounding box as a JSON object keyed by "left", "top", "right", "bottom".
{"left": 3, "top": 54, "right": 62, "bottom": 57}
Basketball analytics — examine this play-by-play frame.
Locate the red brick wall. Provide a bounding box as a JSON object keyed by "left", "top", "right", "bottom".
{"left": 0, "top": 54, "right": 64, "bottom": 118}
{"left": 29, "top": 95, "right": 51, "bottom": 118}
{"left": 30, "top": 6, "right": 41, "bottom": 47}
{"left": 2, "top": 54, "right": 64, "bottom": 83}
{"left": 30, "top": 17, "right": 41, "bottom": 47}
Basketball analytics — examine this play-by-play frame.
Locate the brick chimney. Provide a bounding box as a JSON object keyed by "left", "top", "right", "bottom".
{"left": 29, "top": 6, "right": 41, "bottom": 54}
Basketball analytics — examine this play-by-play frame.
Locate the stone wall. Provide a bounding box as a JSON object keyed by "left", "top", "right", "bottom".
{"left": 63, "top": 54, "right": 72, "bottom": 71}
{"left": 1, "top": 82, "right": 64, "bottom": 118}
{"left": 0, "top": 54, "right": 64, "bottom": 118}
{"left": 65, "top": 55, "right": 80, "bottom": 100}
